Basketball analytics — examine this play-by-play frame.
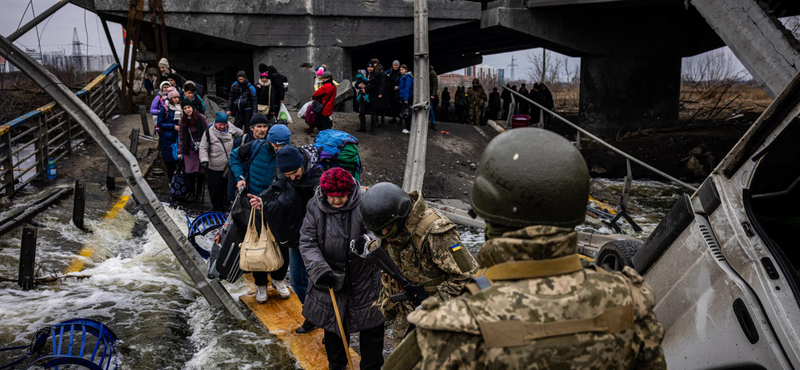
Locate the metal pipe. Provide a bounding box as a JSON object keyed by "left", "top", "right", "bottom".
{"left": 0, "top": 35, "right": 247, "bottom": 321}
{"left": 503, "top": 87, "right": 697, "bottom": 192}
{"left": 402, "top": 0, "right": 431, "bottom": 193}
{"left": 6, "top": 0, "right": 72, "bottom": 42}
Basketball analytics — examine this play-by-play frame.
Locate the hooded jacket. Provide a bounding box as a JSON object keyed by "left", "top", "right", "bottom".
{"left": 229, "top": 139, "right": 277, "bottom": 195}
{"left": 398, "top": 72, "right": 414, "bottom": 103}
{"left": 199, "top": 123, "right": 243, "bottom": 171}
{"left": 299, "top": 183, "right": 385, "bottom": 334}
{"left": 312, "top": 79, "right": 337, "bottom": 117}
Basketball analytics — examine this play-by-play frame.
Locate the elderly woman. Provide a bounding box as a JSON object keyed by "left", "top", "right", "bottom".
{"left": 299, "top": 168, "right": 385, "bottom": 370}
{"left": 177, "top": 99, "right": 207, "bottom": 202}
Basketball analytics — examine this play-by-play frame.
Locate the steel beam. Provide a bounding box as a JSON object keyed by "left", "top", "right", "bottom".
{"left": 403, "top": 0, "right": 431, "bottom": 193}
{"left": 7, "top": 0, "right": 72, "bottom": 42}
{"left": 0, "top": 35, "right": 247, "bottom": 321}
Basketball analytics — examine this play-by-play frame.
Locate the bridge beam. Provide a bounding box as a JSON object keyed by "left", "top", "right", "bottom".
{"left": 692, "top": 0, "right": 800, "bottom": 98}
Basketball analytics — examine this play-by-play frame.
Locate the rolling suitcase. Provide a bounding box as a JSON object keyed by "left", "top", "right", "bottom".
{"left": 208, "top": 190, "right": 246, "bottom": 282}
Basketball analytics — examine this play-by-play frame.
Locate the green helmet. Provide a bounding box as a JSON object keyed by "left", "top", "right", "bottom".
{"left": 359, "top": 182, "right": 413, "bottom": 231}
{"left": 470, "top": 128, "right": 589, "bottom": 228}
{"left": 472, "top": 78, "right": 480, "bottom": 84}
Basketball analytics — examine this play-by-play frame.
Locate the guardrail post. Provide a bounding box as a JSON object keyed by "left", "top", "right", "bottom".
{"left": 538, "top": 109, "right": 544, "bottom": 129}
{"left": 73, "top": 179, "right": 86, "bottom": 230}
{"left": 1, "top": 133, "right": 14, "bottom": 197}
{"left": 35, "top": 115, "right": 48, "bottom": 177}
{"left": 576, "top": 130, "right": 581, "bottom": 150}
{"left": 106, "top": 158, "right": 116, "bottom": 190}
{"left": 102, "top": 76, "right": 108, "bottom": 120}
{"left": 138, "top": 105, "right": 151, "bottom": 136}
{"left": 64, "top": 112, "right": 73, "bottom": 154}
{"left": 129, "top": 128, "right": 139, "bottom": 158}
{"left": 19, "top": 227, "right": 37, "bottom": 291}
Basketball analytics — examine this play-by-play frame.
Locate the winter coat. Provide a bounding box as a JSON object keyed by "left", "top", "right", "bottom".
{"left": 229, "top": 139, "right": 277, "bottom": 196}
{"left": 258, "top": 145, "right": 322, "bottom": 249}
{"left": 530, "top": 89, "right": 543, "bottom": 122}
{"left": 387, "top": 68, "right": 402, "bottom": 98}
{"left": 398, "top": 72, "right": 414, "bottom": 103}
{"left": 182, "top": 93, "right": 206, "bottom": 115}
{"left": 267, "top": 66, "right": 286, "bottom": 105}
{"left": 150, "top": 95, "right": 166, "bottom": 115}
{"left": 518, "top": 87, "right": 530, "bottom": 112}
{"left": 227, "top": 80, "right": 258, "bottom": 114}
{"left": 441, "top": 90, "right": 451, "bottom": 106}
{"left": 429, "top": 67, "right": 438, "bottom": 98}
{"left": 365, "top": 71, "right": 388, "bottom": 110}
{"left": 489, "top": 91, "right": 501, "bottom": 109}
{"left": 355, "top": 74, "right": 370, "bottom": 103}
{"left": 312, "top": 80, "right": 337, "bottom": 117}
{"left": 299, "top": 184, "right": 385, "bottom": 335}
{"left": 199, "top": 124, "right": 243, "bottom": 171}
{"left": 157, "top": 105, "right": 180, "bottom": 163}
{"left": 543, "top": 89, "right": 554, "bottom": 109}
{"left": 178, "top": 113, "right": 207, "bottom": 174}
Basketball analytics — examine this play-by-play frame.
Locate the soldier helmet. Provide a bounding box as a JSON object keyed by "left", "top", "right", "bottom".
{"left": 359, "top": 182, "right": 413, "bottom": 231}
{"left": 472, "top": 78, "right": 480, "bottom": 84}
{"left": 471, "top": 128, "right": 589, "bottom": 228}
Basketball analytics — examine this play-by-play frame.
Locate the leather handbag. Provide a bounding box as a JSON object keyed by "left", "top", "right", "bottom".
{"left": 239, "top": 207, "right": 284, "bottom": 272}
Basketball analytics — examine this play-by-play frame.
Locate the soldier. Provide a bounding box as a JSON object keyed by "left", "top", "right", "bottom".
{"left": 467, "top": 78, "right": 487, "bottom": 126}
{"left": 384, "top": 128, "right": 666, "bottom": 369}
{"left": 358, "top": 183, "right": 478, "bottom": 345}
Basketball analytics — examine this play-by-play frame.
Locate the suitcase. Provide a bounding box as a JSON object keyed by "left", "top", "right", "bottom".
{"left": 207, "top": 191, "right": 246, "bottom": 282}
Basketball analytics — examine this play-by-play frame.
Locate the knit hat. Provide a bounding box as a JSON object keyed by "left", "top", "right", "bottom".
{"left": 159, "top": 81, "right": 171, "bottom": 89}
{"left": 237, "top": 70, "right": 247, "bottom": 79}
{"left": 214, "top": 111, "right": 229, "bottom": 123}
{"left": 276, "top": 146, "right": 304, "bottom": 173}
{"left": 320, "top": 167, "right": 354, "bottom": 197}
{"left": 180, "top": 98, "right": 193, "bottom": 107}
{"left": 260, "top": 72, "right": 268, "bottom": 78}
{"left": 267, "top": 124, "right": 291, "bottom": 145}
{"left": 392, "top": 60, "right": 400, "bottom": 66}
{"left": 167, "top": 88, "right": 180, "bottom": 99}
{"left": 158, "top": 58, "right": 169, "bottom": 68}
{"left": 321, "top": 72, "right": 332, "bottom": 79}
{"left": 250, "top": 113, "right": 269, "bottom": 127}
{"left": 316, "top": 68, "right": 325, "bottom": 76}
{"left": 359, "top": 69, "right": 366, "bottom": 75}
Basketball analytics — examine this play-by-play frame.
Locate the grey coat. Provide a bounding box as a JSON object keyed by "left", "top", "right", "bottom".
{"left": 299, "top": 183, "right": 385, "bottom": 335}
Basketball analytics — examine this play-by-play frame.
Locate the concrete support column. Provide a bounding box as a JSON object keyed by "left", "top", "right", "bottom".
{"left": 253, "top": 46, "right": 352, "bottom": 111}
{"left": 692, "top": 0, "right": 800, "bottom": 98}
{"left": 579, "top": 55, "right": 681, "bottom": 137}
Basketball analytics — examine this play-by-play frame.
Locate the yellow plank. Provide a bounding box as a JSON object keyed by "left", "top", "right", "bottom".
{"left": 241, "top": 276, "right": 360, "bottom": 370}
{"left": 64, "top": 194, "right": 130, "bottom": 274}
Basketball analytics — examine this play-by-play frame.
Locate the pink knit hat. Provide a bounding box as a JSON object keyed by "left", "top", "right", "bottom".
{"left": 316, "top": 67, "right": 325, "bottom": 76}
{"left": 167, "top": 87, "right": 179, "bottom": 99}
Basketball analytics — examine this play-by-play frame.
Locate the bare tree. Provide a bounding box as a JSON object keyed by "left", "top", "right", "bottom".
{"left": 527, "top": 49, "right": 563, "bottom": 85}
{"left": 682, "top": 48, "right": 745, "bottom": 99}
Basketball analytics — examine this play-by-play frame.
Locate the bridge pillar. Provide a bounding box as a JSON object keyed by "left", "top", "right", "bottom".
{"left": 253, "top": 46, "right": 352, "bottom": 111}
{"left": 579, "top": 55, "right": 681, "bottom": 137}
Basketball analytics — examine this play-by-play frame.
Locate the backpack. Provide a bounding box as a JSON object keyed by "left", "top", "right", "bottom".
{"left": 313, "top": 129, "right": 362, "bottom": 181}
{"left": 278, "top": 74, "right": 289, "bottom": 92}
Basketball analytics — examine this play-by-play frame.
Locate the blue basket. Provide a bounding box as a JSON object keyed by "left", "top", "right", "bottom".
{"left": 185, "top": 212, "right": 227, "bottom": 259}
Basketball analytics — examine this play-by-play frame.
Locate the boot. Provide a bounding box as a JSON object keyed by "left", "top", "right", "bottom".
{"left": 295, "top": 320, "right": 318, "bottom": 334}
{"left": 256, "top": 285, "right": 268, "bottom": 303}
{"left": 272, "top": 279, "right": 290, "bottom": 299}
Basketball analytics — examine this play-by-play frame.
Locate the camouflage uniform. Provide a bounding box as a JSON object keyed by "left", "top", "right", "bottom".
{"left": 467, "top": 83, "right": 487, "bottom": 126}
{"left": 371, "top": 191, "right": 478, "bottom": 345}
{"left": 385, "top": 225, "right": 667, "bottom": 370}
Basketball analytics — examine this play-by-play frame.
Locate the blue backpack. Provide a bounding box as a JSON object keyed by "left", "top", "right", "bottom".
{"left": 313, "top": 129, "right": 362, "bottom": 179}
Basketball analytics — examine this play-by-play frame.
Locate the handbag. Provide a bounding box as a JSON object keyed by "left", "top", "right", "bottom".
{"left": 400, "top": 105, "right": 412, "bottom": 120}
{"left": 239, "top": 207, "right": 284, "bottom": 272}
{"left": 169, "top": 167, "right": 189, "bottom": 200}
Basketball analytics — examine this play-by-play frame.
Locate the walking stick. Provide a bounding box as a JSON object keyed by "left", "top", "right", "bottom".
{"left": 329, "top": 287, "right": 355, "bottom": 370}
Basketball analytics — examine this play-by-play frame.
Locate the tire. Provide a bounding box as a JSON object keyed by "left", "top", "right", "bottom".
{"left": 597, "top": 240, "right": 642, "bottom": 272}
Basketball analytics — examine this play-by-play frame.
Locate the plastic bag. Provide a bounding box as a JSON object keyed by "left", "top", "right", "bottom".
{"left": 298, "top": 101, "right": 312, "bottom": 118}
{"left": 278, "top": 103, "right": 292, "bottom": 124}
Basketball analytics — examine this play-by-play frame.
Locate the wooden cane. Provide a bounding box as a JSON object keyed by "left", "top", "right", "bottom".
{"left": 329, "top": 287, "right": 355, "bottom": 370}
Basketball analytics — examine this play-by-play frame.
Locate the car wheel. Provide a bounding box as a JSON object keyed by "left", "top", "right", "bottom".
{"left": 597, "top": 240, "right": 642, "bottom": 272}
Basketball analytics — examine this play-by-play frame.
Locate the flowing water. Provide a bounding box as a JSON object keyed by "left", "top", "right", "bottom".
{"left": 0, "top": 178, "right": 686, "bottom": 369}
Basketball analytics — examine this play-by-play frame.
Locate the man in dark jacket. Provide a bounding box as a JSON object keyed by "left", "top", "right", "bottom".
{"left": 249, "top": 144, "right": 323, "bottom": 332}
{"left": 530, "top": 83, "right": 544, "bottom": 125}
{"left": 226, "top": 70, "right": 258, "bottom": 134}
{"left": 501, "top": 84, "right": 511, "bottom": 119}
{"left": 518, "top": 83, "right": 530, "bottom": 115}
{"left": 488, "top": 87, "right": 501, "bottom": 120}
{"left": 387, "top": 60, "right": 402, "bottom": 125}
{"left": 541, "top": 83, "right": 555, "bottom": 128}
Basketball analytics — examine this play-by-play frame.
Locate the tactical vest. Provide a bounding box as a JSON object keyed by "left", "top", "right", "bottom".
{"left": 462, "top": 256, "right": 638, "bottom": 348}
{"left": 389, "top": 208, "right": 454, "bottom": 295}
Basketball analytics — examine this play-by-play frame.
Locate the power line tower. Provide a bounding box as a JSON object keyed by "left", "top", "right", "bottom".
{"left": 71, "top": 27, "right": 85, "bottom": 73}
{"left": 508, "top": 55, "right": 518, "bottom": 81}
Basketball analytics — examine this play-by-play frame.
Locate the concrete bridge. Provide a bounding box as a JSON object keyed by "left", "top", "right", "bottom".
{"left": 73, "top": 0, "right": 800, "bottom": 136}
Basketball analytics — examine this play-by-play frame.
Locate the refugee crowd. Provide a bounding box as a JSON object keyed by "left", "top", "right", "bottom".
{"left": 147, "top": 57, "right": 664, "bottom": 370}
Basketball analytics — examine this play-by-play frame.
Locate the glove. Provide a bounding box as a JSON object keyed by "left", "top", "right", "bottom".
{"left": 316, "top": 271, "right": 333, "bottom": 288}
{"left": 200, "top": 162, "right": 209, "bottom": 171}
{"left": 352, "top": 235, "right": 370, "bottom": 256}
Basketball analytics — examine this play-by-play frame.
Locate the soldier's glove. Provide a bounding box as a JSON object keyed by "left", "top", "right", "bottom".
{"left": 351, "top": 234, "right": 370, "bottom": 257}
{"left": 402, "top": 283, "right": 429, "bottom": 307}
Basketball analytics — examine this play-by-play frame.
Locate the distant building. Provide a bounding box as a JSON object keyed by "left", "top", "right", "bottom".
{"left": 463, "top": 65, "right": 505, "bottom": 84}
{"left": 438, "top": 73, "right": 473, "bottom": 88}
{"left": 3, "top": 50, "right": 113, "bottom": 73}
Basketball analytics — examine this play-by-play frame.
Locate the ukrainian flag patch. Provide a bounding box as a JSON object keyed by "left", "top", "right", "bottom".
{"left": 450, "top": 243, "right": 462, "bottom": 252}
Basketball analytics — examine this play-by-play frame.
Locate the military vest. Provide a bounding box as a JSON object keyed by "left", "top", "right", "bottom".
{"left": 389, "top": 208, "right": 456, "bottom": 294}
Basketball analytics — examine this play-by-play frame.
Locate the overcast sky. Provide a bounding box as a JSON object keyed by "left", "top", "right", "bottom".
{"left": 2, "top": 0, "right": 751, "bottom": 82}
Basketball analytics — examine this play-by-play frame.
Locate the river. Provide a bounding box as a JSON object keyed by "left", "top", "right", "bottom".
{"left": 0, "top": 178, "right": 686, "bottom": 369}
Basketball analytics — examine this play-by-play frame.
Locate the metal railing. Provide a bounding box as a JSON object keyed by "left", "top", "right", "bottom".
{"left": 0, "top": 63, "right": 121, "bottom": 197}
{"left": 503, "top": 87, "right": 697, "bottom": 192}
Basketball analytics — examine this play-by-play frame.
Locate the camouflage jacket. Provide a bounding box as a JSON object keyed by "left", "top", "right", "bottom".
{"left": 385, "top": 225, "right": 667, "bottom": 370}
{"left": 467, "top": 86, "right": 487, "bottom": 107}
{"left": 371, "top": 192, "right": 477, "bottom": 334}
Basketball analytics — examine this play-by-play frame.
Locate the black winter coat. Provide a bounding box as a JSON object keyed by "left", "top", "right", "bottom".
{"left": 299, "top": 184, "right": 384, "bottom": 335}
{"left": 366, "top": 71, "right": 388, "bottom": 110}
{"left": 227, "top": 80, "right": 258, "bottom": 113}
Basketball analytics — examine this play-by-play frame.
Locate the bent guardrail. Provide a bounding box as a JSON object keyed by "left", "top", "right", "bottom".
{"left": 0, "top": 63, "right": 121, "bottom": 197}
